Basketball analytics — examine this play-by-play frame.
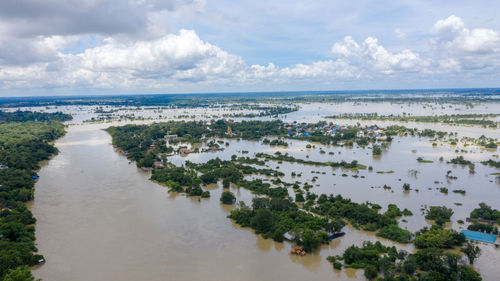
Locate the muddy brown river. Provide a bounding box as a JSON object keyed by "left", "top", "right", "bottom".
{"left": 30, "top": 107, "right": 500, "bottom": 280}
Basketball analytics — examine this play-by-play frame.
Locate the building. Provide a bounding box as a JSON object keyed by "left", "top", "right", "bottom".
{"left": 179, "top": 147, "right": 191, "bottom": 156}
{"left": 153, "top": 161, "right": 164, "bottom": 168}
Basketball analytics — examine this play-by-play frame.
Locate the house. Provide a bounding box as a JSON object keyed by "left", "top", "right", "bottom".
{"left": 164, "top": 134, "right": 178, "bottom": 140}
{"left": 179, "top": 147, "right": 191, "bottom": 156}
{"left": 226, "top": 126, "right": 237, "bottom": 137}
{"left": 153, "top": 161, "right": 164, "bottom": 168}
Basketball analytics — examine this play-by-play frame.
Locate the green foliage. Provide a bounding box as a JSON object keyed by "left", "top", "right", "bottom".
{"left": 414, "top": 226, "right": 465, "bottom": 249}
{"left": 0, "top": 111, "right": 67, "bottom": 280}
{"left": 376, "top": 225, "right": 412, "bottom": 244}
{"left": 0, "top": 110, "right": 71, "bottom": 123}
{"left": 467, "top": 222, "right": 498, "bottom": 234}
{"left": 295, "top": 192, "right": 305, "bottom": 203}
{"left": 327, "top": 113, "right": 499, "bottom": 128}
{"left": 461, "top": 241, "right": 481, "bottom": 265}
{"left": 220, "top": 191, "right": 236, "bottom": 204}
{"left": 2, "top": 266, "right": 34, "bottom": 281}
{"left": 447, "top": 156, "right": 472, "bottom": 165}
{"left": 425, "top": 206, "right": 453, "bottom": 226}
{"left": 470, "top": 202, "right": 500, "bottom": 223}
{"left": 229, "top": 198, "right": 330, "bottom": 250}
{"left": 364, "top": 264, "right": 378, "bottom": 279}
{"left": 256, "top": 152, "right": 365, "bottom": 170}
{"left": 307, "top": 193, "right": 411, "bottom": 243}
{"left": 337, "top": 238, "right": 481, "bottom": 281}
{"left": 107, "top": 120, "right": 287, "bottom": 167}
{"left": 372, "top": 145, "right": 382, "bottom": 155}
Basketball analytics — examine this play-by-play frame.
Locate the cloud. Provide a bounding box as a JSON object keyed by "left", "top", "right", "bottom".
{"left": 0, "top": 0, "right": 206, "bottom": 66}
{"left": 431, "top": 15, "right": 500, "bottom": 71}
{"left": 0, "top": 14, "right": 499, "bottom": 94}
{"left": 331, "top": 36, "right": 427, "bottom": 75}
{"left": 0, "top": 30, "right": 246, "bottom": 89}
{"left": 394, "top": 28, "right": 406, "bottom": 39}
{"left": 433, "top": 15, "right": 500, "bottom": 54}
{"left": 0, "top": 0, "right": 204, "bottom": 37}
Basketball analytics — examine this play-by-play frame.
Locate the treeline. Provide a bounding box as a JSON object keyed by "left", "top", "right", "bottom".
{"left": 326, "top": 113, "right": 499, "bottom": 128}
{"left": 481, "top": 159, "right": 500, "bottom": 168}
{"left": 150, "top": 157, "right": 288, "bottom": 198}
{"left": 470, "top": 202, "right": 500, "bottom": 225}
{"left": 107, "top": 120, "right": 286, "bottom": 167}
{"left": 0, "top": 112, "right": 67, "bottom": 280}
{"left": 307, "top": 194, "right": 413, "bottom": 243}
{"left": 0, "top": 110, "right": 72, "bottom": 123}
{"left": 1, "top": 89, "right": 499, "bottom": 107}
{"left": 229, "top": 198, "right": 334, "bottom": 251}
{"left": 255, "top": 152, "right": 366, "bottom": 170}
{"left": 328, "top": 233, "right": 480, "bottom": 281}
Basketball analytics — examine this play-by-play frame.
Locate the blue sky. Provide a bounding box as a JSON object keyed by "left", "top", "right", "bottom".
{"left": 0, "top": 0, "right": 499, "bottom": 96}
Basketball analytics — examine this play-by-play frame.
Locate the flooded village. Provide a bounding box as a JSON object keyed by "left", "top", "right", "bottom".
{"left": 1, "top": 93, "right": 499, "bottom": 281}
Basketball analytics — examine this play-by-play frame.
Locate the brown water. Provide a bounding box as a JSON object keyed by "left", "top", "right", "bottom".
{"left": 31, "top": 107, "right": 500, "bottom": 280}
{"left": 31, "top": 124, "right": 380, "bottom": 281}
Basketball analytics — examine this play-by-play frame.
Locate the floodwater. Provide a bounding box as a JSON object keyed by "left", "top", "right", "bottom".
{"left": 30, "top": 104, "right": 500, "bottom": 281}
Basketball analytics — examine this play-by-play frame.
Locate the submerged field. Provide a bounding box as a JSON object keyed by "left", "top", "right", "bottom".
{"left": 18, "top": 98, "right": 500, "bottom": 281}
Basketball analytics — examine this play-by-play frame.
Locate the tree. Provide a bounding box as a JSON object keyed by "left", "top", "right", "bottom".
{"left": 461, "top": 241, "right": 481, "bottom": 265}
{"left": 220, "top": 191, "right": 236, "bottom": 204}
{"left": 295, "top": 193, "right": 305, "bottom": 202}
{"left": 252, "top": 208, "right": 274, "bottom": 234}
{"left": 364, "top": 264, "right": 378, "bottom": 279}
{"left": 402, "top": 255, "right": 417, "bottom": 274}
{"left": 301, "top": 229, "right": 322, "bottom": 252}
{"left": 3, "top": 267, "right": 34, "bottom": 281}
{"left": 425, "top": 206, "right": 454, "bottom": 226}
{"left": 326, "top": 218, "right": 345, "bottom": 233}
{"left": 372, "top": 145, "right": 382, "bottom": 155}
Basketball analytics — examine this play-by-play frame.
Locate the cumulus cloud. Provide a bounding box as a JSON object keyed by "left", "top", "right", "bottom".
{"left": 0, "top": 14, "right": 499, "bottom": 93}
{"left": 331, "top": 36, "right": 427, "bottom": 75}
{"left": 431, "top": 15, "right": 500, "bottom": 71}
{"left": 433, "top": 15, "right": 500, "bottom": 54}
{"left": 0, "top": 30, "right": 246, "bottom": 89}
{"left": 0, "top": 0, "right": 205, "bottom": 66}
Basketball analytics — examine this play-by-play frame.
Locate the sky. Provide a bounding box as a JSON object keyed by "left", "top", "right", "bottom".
{"left": 0, "top": 0, "right": 499, "bottom": 96}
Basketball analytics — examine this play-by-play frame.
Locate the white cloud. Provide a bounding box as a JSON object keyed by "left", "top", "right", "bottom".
{"left": 0, "top": 15, "right": 499, "bottom": 93}
{"left": 1, "top": 30, "right": 247, "bottom": 89}
{"left": 394, "top": 28, "right": 406, "bottom": 39}
{"left": 331, "top": 36, "right": 427, "bottom": 75}
{"left": 433, "top": 15, "right": 500, "bottom": 54}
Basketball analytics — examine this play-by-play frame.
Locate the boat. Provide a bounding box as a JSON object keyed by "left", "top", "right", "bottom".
{"left": 328, "top": 232, "right": 345, "bottom": 240}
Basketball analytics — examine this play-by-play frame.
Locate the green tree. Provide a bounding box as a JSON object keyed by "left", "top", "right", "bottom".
{"left": 3, "top": 266, "right": 34, "bottom": 281}
{"left": 252, "top": 208, "right": 274, "bottom": 234}
{"left": 301, "top": 229, "right": 322, "bottom": 252}
{"left": 461, "top": 241, "right": 481, "bottom": 265}
{"left": 364, "top": 264, "right": 378, "bottom": 279}
{"left": 326, "top": 218, "right": 345, "bottom": 233}
{"left": 220, "top": 191, "right": 236, "bottom": 204}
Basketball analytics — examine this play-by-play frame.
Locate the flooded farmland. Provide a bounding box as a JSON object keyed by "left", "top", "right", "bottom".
{"left": 29, "top": 103, "right": 500, "bottom": 281}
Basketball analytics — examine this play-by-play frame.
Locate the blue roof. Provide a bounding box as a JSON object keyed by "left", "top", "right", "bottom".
{"left": 461, "top": 230, "right": 497, "bottom": 243}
